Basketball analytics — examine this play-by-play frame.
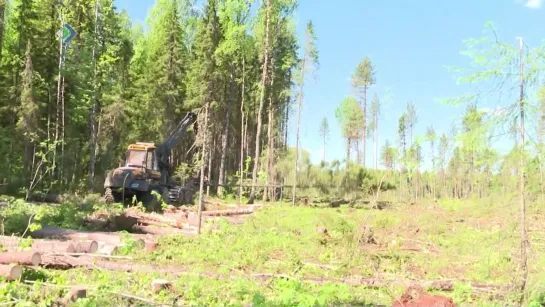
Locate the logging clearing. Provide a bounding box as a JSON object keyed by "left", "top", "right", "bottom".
{"left": 0, "top": 193, "right": 542, "bottom": 306}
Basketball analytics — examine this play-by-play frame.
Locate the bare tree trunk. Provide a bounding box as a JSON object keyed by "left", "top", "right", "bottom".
{"left": 346, "top": 138, "right": 351, "bottom": 166}
{"left": 284, "top": 100, "right": 289, "bottom": 149}
{"left": 60, "top": 76, "right": 66, "bottom": 187}
{"left": 248, "top": 0, "right": 270, "bottom": 204}
{"left": 517, "top": 37, "right": 528, "bottom": 305}
{"left": 88, "top": 0, "right": 100, "bottom": 191}
{"left": 323, "top": 133, "right": 326, "bottom": 162}
{"left": 197, "top": 104, "right": 210, "bottom": 235}
{"left": 292, "top": 54, "right": 306, "bottom": 206}
{"left": 0, "top": 0, "right": 5, "bottom": 64}
{"left": 539, "top": 158, "right": 544, "bottom": 201}
{"left": 239, "top": 58, "right": 246, "bottom": 204}
{"left": 264, "top": 56, "right": 276, "bottom": 202}
{"left": 218, "top": 70, "right": 233, "bottom": 198}
{"left": 264, "top": 101, "right": 274, "bottom": 202}
{"left": 355, "top": 140, "right": 360, "bottom": 166}
{"left": 53, "top": 27, "right": 63, "bottom": 183}
{"left": 374, "top": 111, "right": 378, "bottom": 169}
{"left": 244, "top": 116, "right": 248, "bottom": 176}
{"left": 207, "top": 137, "right": 214, "bottom": 197}
{"left": 362, "top": 85, "right": 367, "bottom": 167}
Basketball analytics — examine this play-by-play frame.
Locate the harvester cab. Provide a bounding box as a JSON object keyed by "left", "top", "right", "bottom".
{"left": 103, "top": 112, "right": 198, "bottom": 211}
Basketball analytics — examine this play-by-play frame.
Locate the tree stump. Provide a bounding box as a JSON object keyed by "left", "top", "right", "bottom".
{"left": 151, "top": 279, "right": 172, "bottom": 293}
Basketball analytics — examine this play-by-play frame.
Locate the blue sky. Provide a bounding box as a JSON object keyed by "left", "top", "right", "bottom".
{"left": 114, "top": 0, "right": 545, "bottom": 167}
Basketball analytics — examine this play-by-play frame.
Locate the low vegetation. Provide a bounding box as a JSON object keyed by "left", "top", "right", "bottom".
{"left": 0, "top": 194, "right": 543, "bottom": 306}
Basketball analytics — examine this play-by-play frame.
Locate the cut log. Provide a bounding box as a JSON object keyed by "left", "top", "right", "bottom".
{"left": 33, "top": 241, "right": 77, "bottom": 253}
{"left": 203, "top": 200, "right": 226, "bottom": 208}
{"left": 131, "top": 225, "right": 196, "bottom": 237}
{"left": 96, "top": 243, "right": 119, "bottom": 256}
{"left": 201, "top": 208, "right": 255, "bottom": 217}
{"left": 122, "top": 209, "right": 184, "bottom": 229}
{"left": 224, "top": 216, "right": 249, "bottom": 224}
{"left": 0, "top": 236, "right": 77, "bottom": 253}
{"left": 30, "top": 226, "right": 151, "bottom": 248}
{"left": 224, "top": 204, "right": 264, "bottom": 210}
{"left": 0, "top": 252, "right": 41, "bottom": 266}
{"left": 61, "top": 287, "right": 87, "bottom": 304}
{"left": 144, "top": 240, "right": 158, "bottom": 252}
{"left": 151, "top": 279, "right": 172, "bottom": 293}
{"left": 0, "top": 264, "right": 22, "bottom": 280}
{"left": 75, "top": 241, "right": 98, "bottom": 253}
{"left": 37, "top": 255, "right": 506, "bottom": 294}
{"left": 112, "top": 214, "right": 139, "bottom": 231}
{"left": 82, "top": 217, "right": 111, "bottom": 230}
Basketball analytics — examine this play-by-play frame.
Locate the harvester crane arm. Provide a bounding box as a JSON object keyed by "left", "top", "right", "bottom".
{"left": 160, "top": 112, "right": 198, "bottom": 152}
{"left": 156, "top": 112, "right": 198, "bottom": 176}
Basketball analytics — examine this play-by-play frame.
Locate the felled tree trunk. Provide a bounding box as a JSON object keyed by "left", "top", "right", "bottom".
{"left": 202, "top": 208, "right": 255, "bottom": 217}
{"left": 36, "top": 255, "right": 506, "bottom": 294}
{"left": 0, "top": 236, "right": 77, "bottom": 253}
{"left": 30, "top": 226, "right": 155, "bottom": 250}
{"left": 131, "top": 225, "right": 196, "bottom": 236}
{"left": 75, "top": 241, "right": 98, "bottom": 253}
{"left": 122, "top": 210, "right": 185, "bottom": 229}
{"left": 0, "top": 251, "right": 41, "bottom": 265}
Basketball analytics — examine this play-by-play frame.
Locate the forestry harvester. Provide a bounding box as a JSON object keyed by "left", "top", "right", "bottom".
{"left": 103, "top": 112, "right": 199, "bottom": 210}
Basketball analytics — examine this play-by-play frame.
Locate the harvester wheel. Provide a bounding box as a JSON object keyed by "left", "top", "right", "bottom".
{"left": 139, "top": 191, "right": 158, "bottom": 212}
{"left": 140, "top": 188, "right": 168, "bottom": 212}
{"left": 104, "top": 188, "right": 114, "bottom": 203}
{"left": 184, "top": 188, "right": 194, "bottom": 205}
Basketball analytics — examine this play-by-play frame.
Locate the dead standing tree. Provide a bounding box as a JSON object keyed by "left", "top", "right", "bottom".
{"left": 248, "top": 0, "right": 271, "bottom": 205}
{"left": 516, "top": 36, "right": 528, "bottom": 306}
{"left": 292, "top": 20, "right": 319, "bottom": 206}
{"left": 443, "top": 25, "right": 536, "bottom": 304}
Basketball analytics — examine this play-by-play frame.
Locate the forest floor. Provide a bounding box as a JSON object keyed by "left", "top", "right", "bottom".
{"left": 0, "top": 193, "right": 543, "bottom": 306}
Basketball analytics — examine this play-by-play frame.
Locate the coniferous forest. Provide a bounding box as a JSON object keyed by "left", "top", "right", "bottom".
{"left": 2, "top": 0, "right": 545, "bottom": 205}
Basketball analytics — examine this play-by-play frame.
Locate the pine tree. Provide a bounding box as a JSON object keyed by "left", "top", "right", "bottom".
{"left": 352, "top": 56, "right": 375, "bottom": 167}
{"left": 335, "top": 96, "right": 362, "bottom": 166}
{"left": 319, "top": 117, "right": 329, "bottom": 162}
{"left": 248, "top": 0, "right": 271, "bottom": 204}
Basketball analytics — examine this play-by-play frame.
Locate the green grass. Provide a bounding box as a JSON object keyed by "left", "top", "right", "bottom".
{"left": 1, "top": 195, "right": 545, "bottom": 306}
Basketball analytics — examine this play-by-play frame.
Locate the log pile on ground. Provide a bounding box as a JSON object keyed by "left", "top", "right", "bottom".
{"left": 83, "top": 204, "right": 263, "bottom": 235}
{"left": 0, "top": 202, "right": 265, "bottom": 303}
{"left": 0, "top": 203, "right": 263, "bottom": 271}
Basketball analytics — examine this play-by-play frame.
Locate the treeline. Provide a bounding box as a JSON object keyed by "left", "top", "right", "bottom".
{"left": 2, "top": 0, "right": 544, "bottom": 204}
{"left": 0, "top": 0, "right": 308, "bottom": 202}
{"left": 325, "top": 30, "right": 545, "bottom": 202}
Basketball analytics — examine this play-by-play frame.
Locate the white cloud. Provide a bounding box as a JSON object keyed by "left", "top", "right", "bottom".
{"left": 525, "top": 0, "right": 542, "bottom": 9}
